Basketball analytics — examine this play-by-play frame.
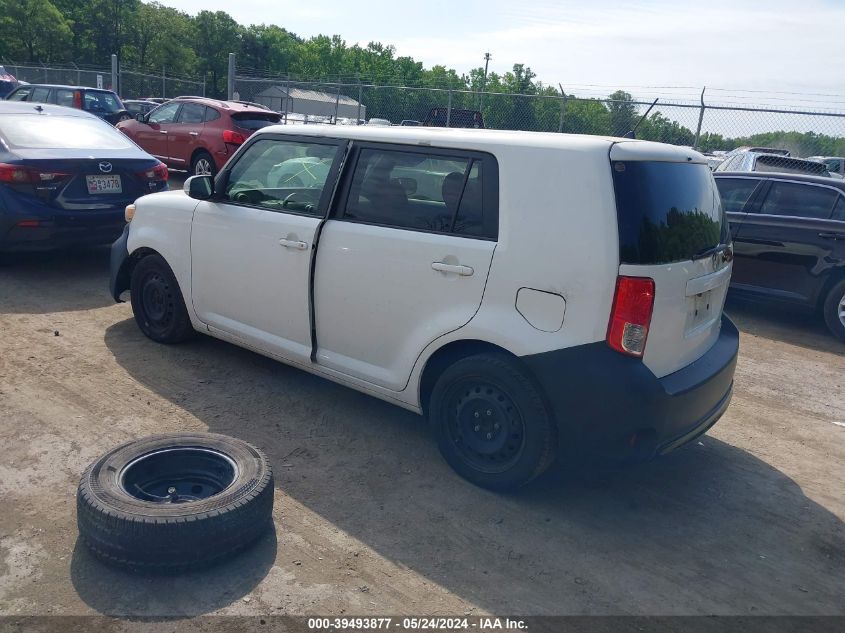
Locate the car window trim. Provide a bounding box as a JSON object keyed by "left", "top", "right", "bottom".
{"left": 331, "top": 140, "right": 499, "bottom": 241}
{"left": 213, "top": 133, "right": 348, "bottom": 219}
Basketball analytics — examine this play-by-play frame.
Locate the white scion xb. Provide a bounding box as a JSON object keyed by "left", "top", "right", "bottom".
{"left": 111, "top": 126, "right": 738, "bottom": 490}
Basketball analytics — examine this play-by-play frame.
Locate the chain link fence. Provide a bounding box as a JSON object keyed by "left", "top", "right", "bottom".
{"left": 234, "top": 74, "right": 845, "bottom": 163}
{"left": 1, "top": 60, "right": 205, "bottom": 101}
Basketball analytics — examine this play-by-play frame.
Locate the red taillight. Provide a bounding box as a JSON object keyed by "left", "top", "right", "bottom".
{"left": 139, "top": 162, "right": 169, "bottom": 182}
{"left": 222, "top": 130, "right": 246, "bottom": 145}
{"left": 73, "top": 90, "right": 82, "bottom": 109}
{"left": 606, "top": 276, "right": 655, "bottom": 357}
{"left": 0, "top": 163, "right": 68, "bottom": 184}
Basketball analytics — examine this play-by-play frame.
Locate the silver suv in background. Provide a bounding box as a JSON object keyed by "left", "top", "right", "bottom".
{"left": 715, "top": 150, "right": 832, "bottom": 177}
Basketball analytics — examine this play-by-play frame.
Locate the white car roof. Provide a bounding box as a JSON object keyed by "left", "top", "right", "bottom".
{"left": 253, "top": 125, "right": 707, "bottom": 163}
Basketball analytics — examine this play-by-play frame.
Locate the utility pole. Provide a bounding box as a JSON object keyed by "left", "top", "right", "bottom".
{"left": 479, "top": 51, "right": 491, "bottom": 110}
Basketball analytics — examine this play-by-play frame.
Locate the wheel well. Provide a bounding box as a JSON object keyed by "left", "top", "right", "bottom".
{"left": 418, "top": 340, "right": 517, "bottom": 419}
{"left": 190, "top": 148, "right": 213, "bottom": 167}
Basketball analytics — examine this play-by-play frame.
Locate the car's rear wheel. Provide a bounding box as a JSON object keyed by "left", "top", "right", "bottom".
{"left": 822, "top": 278, "right": 845, "bottom": 342}
{"left": 430, "top": 353, "right": 557, "bottom": 490}
{"left": 191, "top": 151, "right": 216, "bottom": 177}
{"left": 130, "top": 254, "right": 194, "bottom": 344}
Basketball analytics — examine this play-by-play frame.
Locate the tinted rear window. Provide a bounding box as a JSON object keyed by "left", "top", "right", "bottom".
{"left": 613, "top": 161, "right": 725, "bottom": 265}
{"left": 231, "top": 112, "right": 282, "bottom": 130}
{"left": 84, "top": 91, "right": 123, "bottom": 113}
{"left": 0, "top": 114, "right": 134, "bottom": 150}
{"left": 755, "top": 155, "right": 828, "bottom": 176}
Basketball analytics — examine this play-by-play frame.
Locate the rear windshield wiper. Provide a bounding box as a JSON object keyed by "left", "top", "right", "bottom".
{"left": 693, "top": 243, "right": 732, "bottom": 261}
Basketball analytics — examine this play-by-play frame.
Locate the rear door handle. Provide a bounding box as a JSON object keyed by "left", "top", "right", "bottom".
{"left": 432, "top": 262, "right": 474, "bottom": 276}
{"left": 279, "top": 238, "right": 308, "bottom": 250}
{"left": 818, "top": 232, "right": 845, "bottom": 240}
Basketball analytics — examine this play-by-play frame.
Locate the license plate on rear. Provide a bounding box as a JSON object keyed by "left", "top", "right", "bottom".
{"left": 686, "top": 289, "right": 716, "bottom": 333}
{"left": 86, "top": 175, "right": 122, "bottom": 194}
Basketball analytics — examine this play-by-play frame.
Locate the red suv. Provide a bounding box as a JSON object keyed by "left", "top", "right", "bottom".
{"left": 116, "top": 98, "right": 282, "bottom": 176}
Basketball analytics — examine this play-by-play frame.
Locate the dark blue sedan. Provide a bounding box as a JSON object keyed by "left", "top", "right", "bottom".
{"left": 0, "top": 101, "right": 168, "bottom": 252}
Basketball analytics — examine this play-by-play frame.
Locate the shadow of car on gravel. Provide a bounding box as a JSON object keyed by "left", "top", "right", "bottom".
{"left": 69, "top": 524, "right": 277, "bottom": 617}
{"left": 725, "top": 295, "right": 845, "bottom": 357}
{"left": 0, "top": 247, "right": 114, "bottom": 314}
{"left": 100, "top": 317, "right": 845, "bottom": 615}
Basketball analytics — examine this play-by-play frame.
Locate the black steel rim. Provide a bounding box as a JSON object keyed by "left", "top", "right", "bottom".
{"left": 140, "top": 271, "right": 173, "bottom": 334}
{"left": 120, "top": 447, "right": 238, "bottom": 504}
{"left": 444, "top": 379, "right": 526, "bottom": 473}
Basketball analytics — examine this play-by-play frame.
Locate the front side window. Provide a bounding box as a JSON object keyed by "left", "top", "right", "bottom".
{"left": 832, "top": 196, "right": 845, "bottom": 222}
{"left": 715, "top": 178, "right": 760, "bottom": 213}
{"left": 224, "top": 138, "right": 339, "bottom": 215}
{"left": 147, "top": 102, "right": 180, "bottom": 124}
{"left": 343, "top": 148, "right": 492, "bottom": 238}
{"left": 759, "top": 182, "right": 838, "bottom": 219}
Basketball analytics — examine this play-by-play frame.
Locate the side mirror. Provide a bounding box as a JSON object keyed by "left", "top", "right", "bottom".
{"left": 184, "top": 175, "right": 214, "bottom": 200}
{"left": 135, "top": 113, "right": 147, "bottom": 123}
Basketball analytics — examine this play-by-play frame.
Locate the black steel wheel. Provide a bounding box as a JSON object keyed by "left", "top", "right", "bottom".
{"left": 130, "top": 254, "right": 194, "bottom": 344}
{"left": 77, "top": 433, "right": 274, "bottom": 570}
{"left": 430, "top": 353, "right": 557, "bottom": 490}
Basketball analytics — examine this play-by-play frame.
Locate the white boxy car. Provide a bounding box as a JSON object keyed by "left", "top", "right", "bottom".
{"left": 110, "top": 126, "right": 739, "bottom": 489}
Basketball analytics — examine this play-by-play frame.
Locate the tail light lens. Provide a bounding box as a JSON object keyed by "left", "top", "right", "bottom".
{"left": 0, "top": 163, "right": 69, "bottom": 185}
{"left": 607, "top": 276, "right": 655, "bottom": 357}
{"left": 138, "top": 162, "right": 168, "bottom": 182}
{"left": 222, "top": 130, "right": 246, "bottom": 145}
{"left": 73, "top": 90, "right": 82, "bottom": 109}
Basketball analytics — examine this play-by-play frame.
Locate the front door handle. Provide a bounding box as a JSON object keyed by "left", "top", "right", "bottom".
{"left": 432, "top": 262, "right": 474, "bottom": 276}
{"left": 818, "top": 232, "right": 845, "bottom": 240}
{"left": 159, "top": 130, "right": 168, "bottom": 135}
{"left": 279, "top": 238, "right": 308, "bottom": 250}
{"left": 189, "top": 132, "right": 199, "bottom": 137}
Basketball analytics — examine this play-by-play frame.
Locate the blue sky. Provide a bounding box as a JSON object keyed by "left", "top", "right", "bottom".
{"left": 169, "top": 0, "right": 845, "bottom": 108}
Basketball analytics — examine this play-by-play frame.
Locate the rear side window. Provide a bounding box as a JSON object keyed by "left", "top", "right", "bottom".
{"left": 613, "top": 161, "right": 725, "bottom": 265}
{"left": 31, "top": 87, "right": 51, "bottom": 103}
{"left": 832, "top": 197, "right": 845, "bottom": 221}
{"left": 342, "top": 147, "right": 496, "bottom": 239}
{"left": 231, "top": 112, "right": 282, "bottom": 130}
{"left": 759, "top": 182, "right": 838, "bottom": 219}
{"left": 177, "top": 103, "right": 205, "bottom": 123}
{"left": 204, "top": 107, "right": 220, "bottom": 122}
{"left": 56, "top": 89, "right": 75, "bottom": 107}
{"left": 84, "top": 91, "right": 122, "bottom": 113}
{"left": 716, "top": 178, "right": 760, "bottom": 213}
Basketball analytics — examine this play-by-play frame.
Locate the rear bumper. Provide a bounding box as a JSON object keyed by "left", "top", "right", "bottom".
{"left": 521, "top": 315, "right": 739, "bottom": 460}
{"left": 0, "top": 217, "right": 126, "bottom": 252}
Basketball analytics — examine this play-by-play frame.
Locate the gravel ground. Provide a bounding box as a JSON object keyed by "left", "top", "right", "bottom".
{"left": 0, "top": 244, "right": 843, "bottom": 619}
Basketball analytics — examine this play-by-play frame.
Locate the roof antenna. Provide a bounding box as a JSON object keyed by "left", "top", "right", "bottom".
{"left": 623, "top": 98, "right": 658, "bottom": 139}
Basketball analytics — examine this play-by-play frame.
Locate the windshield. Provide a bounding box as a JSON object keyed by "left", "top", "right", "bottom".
{"left": 612, "top": 161, "right": 726, "bottom": 265}
{"left": 0, "top": 114, "right": 135, "bottom": 150}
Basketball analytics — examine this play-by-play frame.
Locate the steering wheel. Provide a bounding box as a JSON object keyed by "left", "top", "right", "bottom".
{"left": 232, "top": 191, "right": 253, "bottom": 203}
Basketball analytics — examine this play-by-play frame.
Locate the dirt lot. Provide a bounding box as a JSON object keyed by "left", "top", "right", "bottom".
{"left": 0, "top": 243, "right": 843, "bottom": 619}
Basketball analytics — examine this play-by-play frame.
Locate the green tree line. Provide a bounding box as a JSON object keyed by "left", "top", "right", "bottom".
{"left": 2, "top": 0, "right": 842, "bottom": 156}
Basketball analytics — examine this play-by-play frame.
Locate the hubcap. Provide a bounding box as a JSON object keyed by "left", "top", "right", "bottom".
{"left": 445, "top": 381, "right": 525, "bottom": 473}
{"left": 121, "top": 447, "right": 237, "bottom": 504}
{"left": 195, "top": 158, "right": 212, "bottom": 176}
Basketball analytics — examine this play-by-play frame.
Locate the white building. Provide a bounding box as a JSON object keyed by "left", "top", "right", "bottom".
{"left": 253, "top": 85, "right": 365, "bottom": 120}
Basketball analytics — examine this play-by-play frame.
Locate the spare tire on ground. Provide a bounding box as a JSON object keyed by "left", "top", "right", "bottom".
{"left": 77, "top": 432, "right": 274, "bottom": 570}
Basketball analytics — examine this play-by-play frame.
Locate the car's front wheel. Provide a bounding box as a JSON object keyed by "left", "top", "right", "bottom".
{"left": 130, "top": 254, "right": 194, "bottom": 344}
{"left": 822, "top": 278, "right": 845, "bottom": 342}
{"left": 430, "top": 353, "right": 557, "bottom": 490}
